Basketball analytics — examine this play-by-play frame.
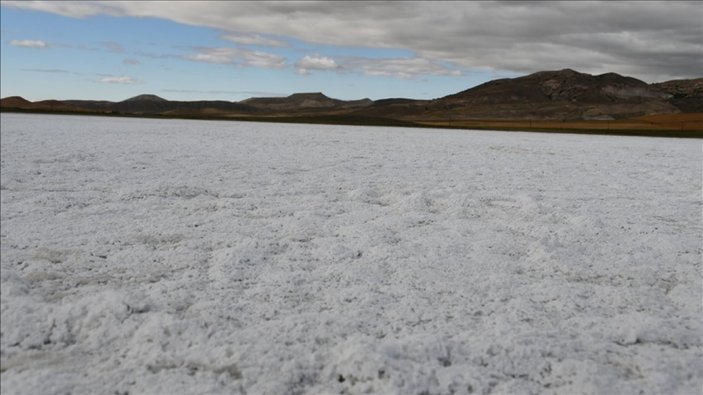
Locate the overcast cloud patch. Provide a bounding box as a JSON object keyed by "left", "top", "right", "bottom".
{"left": 4, "top": 1, "right": 701, "bottom": 81}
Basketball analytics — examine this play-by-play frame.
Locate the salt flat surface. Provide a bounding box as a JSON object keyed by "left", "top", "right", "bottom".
{"left": 1, "top": 113, "right": 701, "bottom": 394}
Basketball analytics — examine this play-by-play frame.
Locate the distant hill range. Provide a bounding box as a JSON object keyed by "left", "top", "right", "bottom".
{"left": 2, "top": 69, "right": 702, "bottom": 123}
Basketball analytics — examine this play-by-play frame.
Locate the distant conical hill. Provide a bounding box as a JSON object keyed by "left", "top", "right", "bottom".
{"left": 122, "top": 94, "right": 169, "bottom": 103}
{"left": 242, "top": 92, "right": 372, "bottom": 112}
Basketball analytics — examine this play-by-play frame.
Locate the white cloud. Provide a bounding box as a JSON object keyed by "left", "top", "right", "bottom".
{"left": 293, "top": 54, "right": 459, "bottom": 79}
{"left": 187, "top": 48, "right": 233, "bottom": 64}
{"left": 4, "top": 1, "right": 702, "bottom": 81}
{"left": 220, "top": 33, "right": 285, "bottom": 47}
{"left": 243, "top": 51, "right": 286, "bottom": 69}
{"left": 123, "top": 58, "right": 140, "bottom": 65}
{"left": 2, "top": 1, "right": 127, "bottom": 18}
{"left": 9, "top": 39, "right": 48, "bottom": 48}
{"left": 295, "top": 55, "right": 338, "bottom": 75}
{"left": 346, "top": 57, "right": 461, "bottom": 79}
{"left": 98, "top": 75, "right": 139, "bottom": 84}
{"left": 185, "top": 47, "right": 286, "bottom": 69}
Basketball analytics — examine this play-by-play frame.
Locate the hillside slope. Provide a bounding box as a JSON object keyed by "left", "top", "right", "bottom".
{"left": 417, "top": 69, "right": 678, "bottom": 120}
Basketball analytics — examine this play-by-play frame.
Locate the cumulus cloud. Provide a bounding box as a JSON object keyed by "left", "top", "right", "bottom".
{"left": 9, "top": 39, "right": 48, "bottom": 48}
{"left": 185, "top": 47, "right": 286, "bottom": 69}
{"left": 4, "top": 1, "right": 702, "bottom": 81}
{"left": 295, "top": 55, "right": 338, "bottom": 75}
{"left": 98, "top": 75, "right": 139, "bottom": 84}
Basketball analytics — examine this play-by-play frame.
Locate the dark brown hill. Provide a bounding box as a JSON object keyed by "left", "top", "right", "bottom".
{"left": 123, "top": 94, "right": 169, "bottom": 102}
{"left": 33, "top": 100, "right": 81, "bottom": 111}
{"left": 0, "top": 96, "right": 32, "bottom": 108}
{"left": 653, "top": 78, "right": 703, "bottom": 97}
{"left": 2, "top": 69, "right": 700, "bottom": 124}
{"left": 1, "top": 96, "right": 80, "bottom": 111}
{"left": 350, "top": 98, "right": 430, "bottom": 119}
{"left": 419, "top": 69, "right": 678, "bottom": 120}
{"left": 652, "top": 78, "right": 703, "bottom": 112}
{"left": 63, "top": 96, "right": 257, "bottom": 115}
{"left": 63, "top": 100, "right": 115, "bottom": 112}
{"left": 243, "top": 92, "right": 372, "bottom": 113}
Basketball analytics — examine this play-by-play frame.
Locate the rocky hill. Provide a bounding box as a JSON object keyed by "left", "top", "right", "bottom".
{"left": 62, "top": 95, "right": 257, "bottom": 115}
{"left": 2, "top": 69, "right": 701, "bottom": 122}
{"left": 416, "top": 69, "right": 679, "bottom": 120}
{"left": 243, "top": 92, "right": 372, "bottom": 113}
{"left": 652, "top": 78, "right": 703, "bottom": 113}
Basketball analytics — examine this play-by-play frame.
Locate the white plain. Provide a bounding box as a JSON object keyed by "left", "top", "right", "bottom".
{"left": 1, "top": 113, "right": 701, "bottom": 394}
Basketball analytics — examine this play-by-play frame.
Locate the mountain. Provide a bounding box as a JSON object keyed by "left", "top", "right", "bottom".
{"left": 0, "top": 96, "right": 32, "bottom": 108}
{"left": 417, "top": 69, "right": 679, "bottom": 120}
{"left": 349, "top": 98, "right": 430, "bottom": 119}
{"left": 1, "top": 69, "right": 701, "bottom": 124}
{"left": 652, "top": 78, "right": 703, "bottom": 113}
{"left": 63, "top": 96, "right": 257, "bottom": 115}
{"left": 243, "top": 92, "right": 372, "bottom": 113}
{"left": 55, "top": 93, "right": 369, "bottom": 116}
{"left": 122, "top": 94, "right": 169, "bottom": 102}
{"left": 0, "top": 96, "right": 81, "bottom": 111}
{"left": 114, "top": 94, "right": 172, "bottom": 113}
{"left": 653, "top": 78, "right": 703, "bottom": 98}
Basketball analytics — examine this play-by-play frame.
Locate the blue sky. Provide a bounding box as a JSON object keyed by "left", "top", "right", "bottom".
{"left": 0, "top": 5, "right": 503, "bottom": 102}
{"left": 1, "top": 1, "right": 700, "bottom": 102}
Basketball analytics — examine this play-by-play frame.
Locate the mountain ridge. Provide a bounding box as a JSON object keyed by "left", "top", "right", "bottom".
{"left": 2, "top": 69, "right": 701, "bottom": 122}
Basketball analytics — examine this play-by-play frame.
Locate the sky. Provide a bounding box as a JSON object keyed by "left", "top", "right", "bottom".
{"left": 1, "top": 1, "right": 701, "bottom": 102}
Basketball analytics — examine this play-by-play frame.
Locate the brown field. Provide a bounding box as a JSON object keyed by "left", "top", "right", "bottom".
{"left": 416, "top": 113, "right": 703, "bottom": 131}
{"left": 2, "top": 107, "right": 701, "bottom": 138}
{"left": 414, "top": 113, "right": 703, "bottom": 138}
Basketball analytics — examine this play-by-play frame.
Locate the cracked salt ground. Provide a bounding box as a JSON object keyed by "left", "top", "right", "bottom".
{"left": 1, "top": 113, "right": 701, "bottom": 394}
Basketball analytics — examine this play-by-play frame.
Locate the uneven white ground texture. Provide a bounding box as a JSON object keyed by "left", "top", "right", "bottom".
{"left": 1, "top": 113, "right": 701, "bottom": 395}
